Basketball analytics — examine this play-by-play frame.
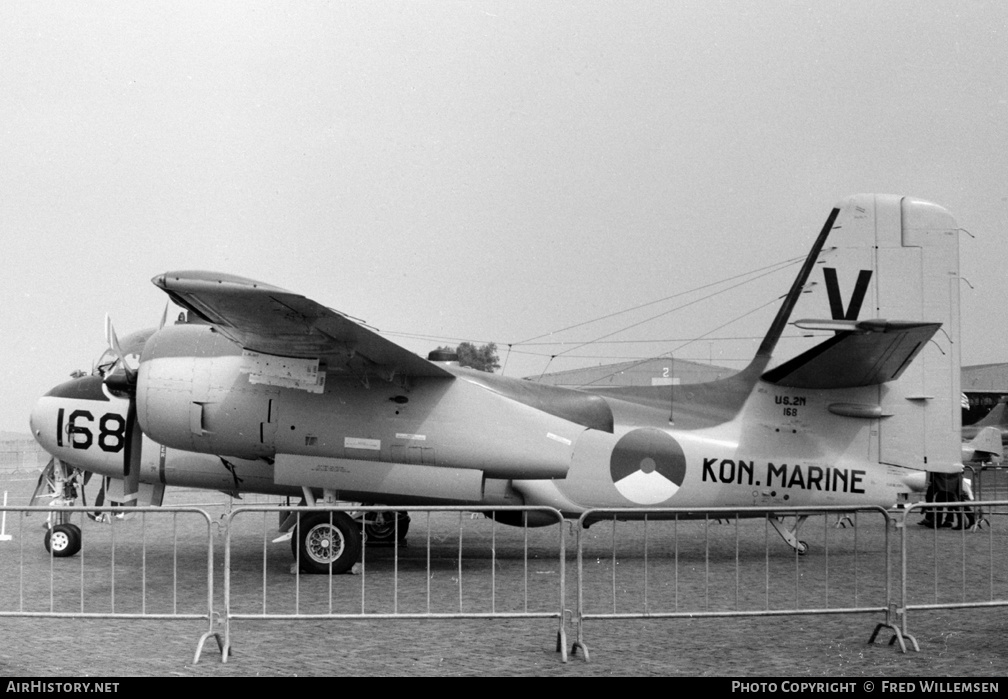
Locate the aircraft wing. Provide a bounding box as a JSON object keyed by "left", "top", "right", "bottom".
{"left": 760, "top": 319, "right": 941, "bottom": 389}
{"left": 152, "top": 271, "right": 454, "bottom": 379}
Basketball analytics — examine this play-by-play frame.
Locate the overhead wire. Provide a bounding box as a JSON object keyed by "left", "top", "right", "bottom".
{"left": 376, "top": 254, "right": 810, "bottom": 377}
{"left": 387, "top": 256, "right": 803, "bottom": 346}
{"left": 579, "top": 295, "right": 784, "bottom": 387}
{"left": 538, "top": 260, "right": 801, "bottom": 365}
{"left": 512, "top": 254, "right": 805, "bottom": 346}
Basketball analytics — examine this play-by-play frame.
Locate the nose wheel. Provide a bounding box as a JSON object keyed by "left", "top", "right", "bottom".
{"left": 44, "top": 523, "right": 82, "bottom": 557}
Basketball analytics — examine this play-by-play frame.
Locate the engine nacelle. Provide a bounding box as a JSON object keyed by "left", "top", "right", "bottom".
{"left": 137, "top": 323, "right": 582, "bottom": 480}
{"left": 137, "top": 324, "right": 275, "bottom": 459}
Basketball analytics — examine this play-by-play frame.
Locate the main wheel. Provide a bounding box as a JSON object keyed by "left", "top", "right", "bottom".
{"left": 292, "top": 512, "right": 361, "bottom": 575}
{"left": 364, "top": 511, "right": 410, "bottom": 546}
{"left": 44, "top": 523, "right": 81, "bottom": 557}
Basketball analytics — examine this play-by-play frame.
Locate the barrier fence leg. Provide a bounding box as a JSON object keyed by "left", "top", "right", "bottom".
{"left": 868, "top": 602, "right": 911, "bottom": 653}
{"left": 194, "top": 517, "right": 224, "bottom": 664}
{"left": 571, "top": 522, "right": 590, "bottom": 662}
{"left": 193, "top": 618, "right": 224, "bottom": 664}
{"left": 0, "top": 492, "right": 12, "bottom": 541}
{"left": 556, "top": 613, "right": 569, "bottom": 663}
{"left": 571, "top": 613, "right": 590, "bottom": 662}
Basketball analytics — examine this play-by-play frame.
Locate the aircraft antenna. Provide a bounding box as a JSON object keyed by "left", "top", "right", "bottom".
{"left": 537, "top": 355, "right": 556, "bottom": 381}
{"left": 755, "top": 208, "right": 839, "bottom": 358}
{"left": 500, "top": 343, "right": 513, "bottom": 375}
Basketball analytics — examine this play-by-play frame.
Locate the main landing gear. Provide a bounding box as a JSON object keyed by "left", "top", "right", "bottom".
{"left": 291, "top": 511, "right": 362, "bottom": 575}
{"left": 361, "top": 510, "right": 411, "bottom": 545}
{"left": 288, "top": 510, "right": 413, "bottom": 574}
{"left": 283, "top": 489, "right": 412, "bottom": 574}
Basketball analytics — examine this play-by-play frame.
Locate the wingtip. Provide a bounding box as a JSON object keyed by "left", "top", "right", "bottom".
{"left": 153, "top": 271, "right": 290, "bottom": 294}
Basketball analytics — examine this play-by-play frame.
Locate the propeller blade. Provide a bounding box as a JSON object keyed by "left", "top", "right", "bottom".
{"left": 122, "top": 400, "right": 142, "bottom": 504}
{"left": 159, "top": 302, "right": 169, "bottom": 331}
{"left": 106, "top": 315, "right": 124, "bottom": 359}
{"left": 103, "top": 314, "right": 138, "bottom": 383}
{"left": 87, "top": 477, "right": 108, "bottom": 521}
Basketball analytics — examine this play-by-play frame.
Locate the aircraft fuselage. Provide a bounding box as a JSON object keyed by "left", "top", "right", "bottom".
{"left": 30, "top": 322, "right": 919, "bottom": 515}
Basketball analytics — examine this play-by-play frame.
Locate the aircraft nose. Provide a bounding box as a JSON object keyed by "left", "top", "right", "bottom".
{"left": 30, "top": 374, "right": 110, "bottom": 448}
{"left": 30, "top": 388, "right": 58, "bottom": 449}
{"left": 29, "top": 395, "right": 42, "bottom": 439}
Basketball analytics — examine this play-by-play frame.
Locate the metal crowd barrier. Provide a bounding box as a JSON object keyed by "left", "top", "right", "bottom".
{"left": 572, "top": 505, "right": 899, "bottom": 661}
{"left": 4, "top": 500, "right": 1001, "bottom": 668}
{"left": 965, "top": 465, "right": 1008, "bottom": 503}
{"left": 221, "top": 505, "right": 568, "bottom": 663}
{"left": 896, "top": 499, "right": 1008, "bottom": 651}
{"left": 0, "top": 505, "right": 219, "bottom": 663}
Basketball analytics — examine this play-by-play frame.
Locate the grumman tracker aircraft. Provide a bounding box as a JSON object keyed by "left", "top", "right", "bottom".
{"left": 30, "top": 194, "right": 964, "bottom": 573}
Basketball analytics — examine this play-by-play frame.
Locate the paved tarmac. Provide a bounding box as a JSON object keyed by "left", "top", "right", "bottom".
{"left": 0, "top": 473, "right": 1004, "bottom": 678}
{"left": 1, "top": 610, "right": 1005, "bottom": 677}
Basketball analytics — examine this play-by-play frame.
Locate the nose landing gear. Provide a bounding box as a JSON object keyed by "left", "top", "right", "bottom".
{"left": 44, "top": 523, "right": 82, "bottom": 557}
{"left": 32, "top": 458, "right": 87, "bottom": 558}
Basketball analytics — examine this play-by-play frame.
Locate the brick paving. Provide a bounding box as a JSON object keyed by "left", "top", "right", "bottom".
{"left": 0, "top": 475, "right": 1004, "bottom": 677}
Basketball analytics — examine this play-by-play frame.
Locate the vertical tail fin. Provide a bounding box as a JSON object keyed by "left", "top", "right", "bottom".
{"left": 964, "top": 425, "right": 1002, "bottom": 463}
{"left": 589, "top": 194, "right": 961, "bottom": 467}
{"left": 765, "top": 194, "right": 962, "bottom": 472}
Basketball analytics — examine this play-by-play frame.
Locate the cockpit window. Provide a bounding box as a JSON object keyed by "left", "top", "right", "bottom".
{"left": 92, "top": 328, "right": 157, "bottom": 377}
{"left": 94, "top": 348, "right": 119, "bottom": 377}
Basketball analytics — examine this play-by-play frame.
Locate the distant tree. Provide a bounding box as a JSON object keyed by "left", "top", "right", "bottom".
{"left": 457, "top": 342, "right": 500, "bottom": 372}
{"left": 432, "top": 342, "right": 501, "bottom": 373}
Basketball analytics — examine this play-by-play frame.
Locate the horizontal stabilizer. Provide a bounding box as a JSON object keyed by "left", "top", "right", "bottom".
{"left": 761, "top": 321, "right": 941, "bottom": 389}
{"left": 793, "top": 318, "right": 906, "bottom": 333}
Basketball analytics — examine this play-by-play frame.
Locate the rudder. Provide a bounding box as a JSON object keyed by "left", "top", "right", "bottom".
{"left": 785, "top": 194, "right": 961, "bottom": 472}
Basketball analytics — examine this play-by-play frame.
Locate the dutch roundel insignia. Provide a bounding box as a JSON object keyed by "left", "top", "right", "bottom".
{"left": 609, "top": 428, "right": 687, "bottom": 505}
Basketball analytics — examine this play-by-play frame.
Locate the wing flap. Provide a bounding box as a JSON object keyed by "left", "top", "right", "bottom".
{"left": 761, "top": 320, "right": 941, "bottom": 389}
{"left": 153, "top": 271, "right": 454, "bottom": 379}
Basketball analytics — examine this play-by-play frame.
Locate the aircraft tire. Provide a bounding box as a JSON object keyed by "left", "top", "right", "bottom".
{"left": 293, "top": 512, "right": 361, "bottom": 575}
{"left": 363, "top": 511, "right": 410, "bottom": 545}
{"left": 44, "top": 523, "right": 82, "bottom": 558}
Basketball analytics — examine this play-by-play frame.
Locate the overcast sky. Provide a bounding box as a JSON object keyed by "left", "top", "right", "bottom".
{"left": 2, "top": 1, "right": 1007, "bottom": 434}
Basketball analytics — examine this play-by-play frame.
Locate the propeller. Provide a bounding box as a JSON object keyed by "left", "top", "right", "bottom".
{"left": 104, "top": 314, "right": 138, "bottom": 382}
{"left": 86, "top": 476, "right": 109, "bottom": 521}
{"left": 102, "top": 315, "right": 143, "bottom": 504}
{"left": 101, "top": 303, "right": 171, "bottom": 505}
